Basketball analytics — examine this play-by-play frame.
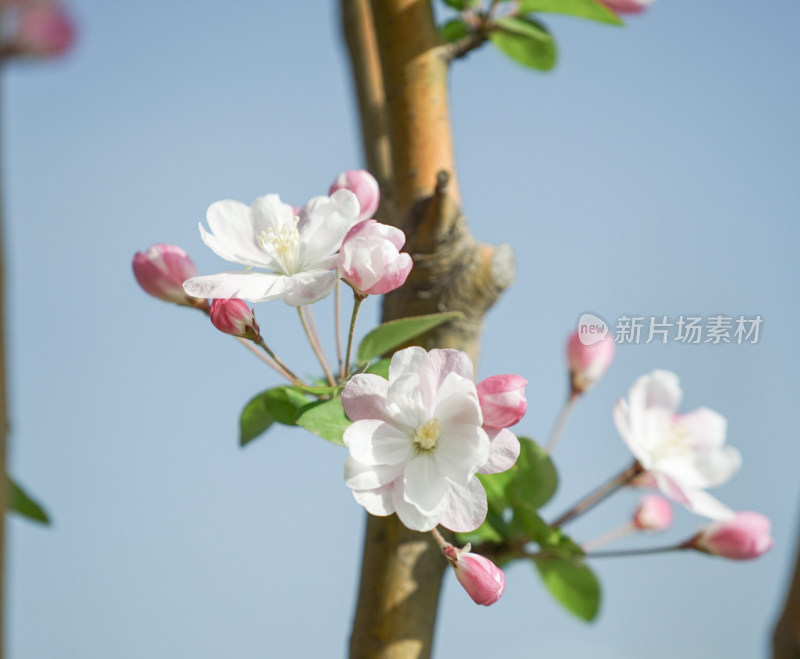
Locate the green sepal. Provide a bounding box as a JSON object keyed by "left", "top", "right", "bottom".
{"left": 295, "top": 397, "right": 350, "bottom": 446}
{"left": 489, "top": 16, "right": 557, "bottom": 71}
{"left": 440, "top": 18, "right": 471, "bottom": 42}
{"left": 356, "top": 312, "right": 462, "bottom": 364}
{"left": 9, "top": 477, "right": 50, "bottom": 525}
{"left": 239, "top": 386, "right": 310, "bottom": 447}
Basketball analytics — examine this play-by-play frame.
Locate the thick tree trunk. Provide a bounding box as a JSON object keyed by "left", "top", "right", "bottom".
{"left": 341, "top": 1, "right": 513, "bottom": 657}
{"left": 774, "top": 520, "right": 800, "bottom": 658}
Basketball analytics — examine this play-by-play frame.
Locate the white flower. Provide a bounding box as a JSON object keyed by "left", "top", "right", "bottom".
{"left": 614, "top": 369, "right": 741, "bottom": 520}
{"left": 183, "top": 189, "right": 359, "bottom": 306}
{"left": 342, "top": 347, "right": 520, "bottom": 532}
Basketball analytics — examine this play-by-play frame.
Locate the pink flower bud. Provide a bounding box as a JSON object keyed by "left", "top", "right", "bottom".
{"left": 690, "top": 512, "right": 774, "bottom": 561}
{"left": 209, "top": 299, "right": 260, "bottom": 340}
{"left": 632, "top": 495, "right": 673, "bottom": 531}
{"left": 338, "top": 220, "right": 412, "bottom": 296}
{"left": 476, "top": 374, "right": 527, "bottom": 428}
{"left": 133, "top": 244, "right": 208, "bottom": 310}
{"left": 599, "top": 0, "right": 654, "bottom": 14}
{"left": 443, "top": 545, "right": 505, "bottom": 606}
{"left": 566, "top": 329, "right": 615, "bottom": 395}
{"left": 329, "top": 169, "right": 380, "bottom": 222}
{"left": 14, "top": 2, "right": 75, "bottom": 57}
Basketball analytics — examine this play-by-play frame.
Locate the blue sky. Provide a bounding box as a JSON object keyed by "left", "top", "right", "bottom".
{"left": 3, "top": 0, "right": 798, "bottom": 657}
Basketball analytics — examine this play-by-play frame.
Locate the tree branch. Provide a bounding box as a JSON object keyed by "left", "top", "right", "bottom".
{"left": 773, "top": 513, "right": 800, "bottom": 658}
{"left": 342, "top": 1, "right": 514, "bottom": 657}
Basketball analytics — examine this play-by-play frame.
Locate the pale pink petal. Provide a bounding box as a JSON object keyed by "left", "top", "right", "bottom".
{"left": 682, "top": 488, "right": 735, "bottom": 521}
{"left": 439, "top": 478, "right": 488, "bottom": 533}
{"left": 479, "top": 428, "right": 520, "bottom": 475}
{"left": 341, "top": 374, "right": 391, "bottom": 422}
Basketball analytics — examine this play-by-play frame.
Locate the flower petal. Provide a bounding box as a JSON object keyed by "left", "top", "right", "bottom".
{"left": 682, "top": 488, "right": 736, "bottom": 521}
{"left": 434, "top": 424, "right": 490, "bottom": 486}
{"left": 479, "top": 428, "right": 520, "bottom": 475}
{"left": 392, "top": 479, "right": 445, "bottom": 532}
{"left": 344, "top": 456, "right": 404, "bottom": 490}
{"left": 344, "top": 419, "right": 412, "bottom": 466}
{"left": 353, "top": 483, "right": 395, "bottom": 517}
{"left": 403, "top": 454, "right": 449, "bottom": 515}
{"left": 201, "top": 200, "right": 270, "bottom": 268}
{"left": 183, "top": 271, "right": 286, "bottom": 301}
{"left": 434, "top": 371, "right": 482, "bottom": 427}
{"left": 342, "top": 374, "right": 391, "bottom": 423}
{"left": 679, "top": 407, "right": 728, "bottom": 451}
{"left": 439, "top": 477, "right": 488, "bottom": 533}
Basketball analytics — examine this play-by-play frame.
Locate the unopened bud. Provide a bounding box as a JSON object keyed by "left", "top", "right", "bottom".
{"left": 566, "top": 329, "right": 614, "bottom": 395}
{"left": 632, "top": 495, "right": 673, "bottom": 532}
{"left": 599, "top": 0, "right": 654, "bottom": 14}
{"left": 14, "top": 3, "right": 75, "bottom": 57}
{"left": 443, "top": 544, "right": 505, "bottom": 606}
{"left": 210, "top": 299, "right": 260, "bottom": 340}
{"left": 329, "top": 169, "right": 380, "bottom": 222}
{"left": 689, "top": 511, "right": 773, "bottom": 561}
{"left": 133, "top": 244, "right": 208, "bottom": 310}
{"left": 476, "top": 374, "right": 527, "bottom": 428}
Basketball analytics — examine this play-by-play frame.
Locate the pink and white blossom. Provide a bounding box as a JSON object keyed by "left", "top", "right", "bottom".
{"left": 338, "top": 220, "right": 412, "bottom": 295}
{"left": 329, "top": 169, "right": 380, "bottom": 222}
{"left": 342, "top": 347, "right": 520, "bottom": 533}
{"left": 183, "top": 190, "right": 359, "bottom": 307}
{"left": 614, "top": 370, "right": 741, "bottom": 520}
{"left": 442, "top": 543, "right": 505, "bottom": 606}
{"left": 567, "top": 330, "right": 614, "bottom": 395}
{"left": 632, "top": 495, "right": 673, "bottom": 532}
{"left": 690, "top": 512, "right": 774, "bottom": 560}
{"left": 133, "top": 243, "right": 208, "bottom": 309}
{"left": 599, "top": 0, "right": 654, "bottom": 14}
{"left": 209, "top": 299, "right": 260, "bottom": 340}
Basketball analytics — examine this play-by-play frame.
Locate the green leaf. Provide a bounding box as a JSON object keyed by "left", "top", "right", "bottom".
{"left": 356, "top": 312, "right": 462, "bottom": 364}
{"left": 440, "top": 18, "right": 470, "bottom": 43}
{"left": 505, "top": 437, "right": 558, "bottom": 509}
{"left": 364, "top": 358, "right": 391, "bottom": 379}
{"left": 535, "top": 558, "right": 601, "bottom": 621}
{"left": 489, "top": 16, "right": 557, "bottom": 71}
{"left": 295, "top": 398, "right": 350, "bottom": 446}
{"left": 441, "top": 0, "right": 468, "bottom": 8}
{"left": 518, "top": 0, "right": 623, "bottom": 26}
{"left": 240, "top": 386, "right": 310, "bottom": 446}
{"left": 9, "top": 478, "right": 50, "bottom": 525}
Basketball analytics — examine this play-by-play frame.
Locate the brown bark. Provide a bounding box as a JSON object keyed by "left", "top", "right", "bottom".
{"left": 342, "top": 1, "right": 513, "bottom": 657}
{"left": 774, "top": 521, "right": 800, "bottom": 658}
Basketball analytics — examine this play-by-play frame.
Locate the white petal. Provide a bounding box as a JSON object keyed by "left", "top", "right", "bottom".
{"left": 679, "top": 407, "right": 728, "bottom": 451}
{"left": 403, "top": 454, "right": 449, "bottom": 515}
{"left": 344, "top": 420, "right": 413, "bottom": 466}
{"left": 628, "top": 370, "right": 682, "bottom": 446}
{"left": 250, "top": 194, "right": 295, "bottom": 234}
{"left": 182, "top": 271, "right": 285, "bottom": 301}
{"left": 439, "top": 478, "right": 488, "bottom": 533}
{"left": 614, "top": 397, "right": 648, "bottom": 464}
{"left": 388, "top": 347, "right": 428, "bottom": 383}
{"left": 385, "top": 373, "right": 426, "bottom": 430}
{"left": 344, "top": 456, "right": 404, "bottom": 489}
{"left": 202, "top": 200, "right": 270, "bottom": 268}
{"left": 434, "top": 424, "right": 490, "bottom": 486}
{"left": 682, "top": 488, "right": 735, "bottom": 521}
{"left": 353, "top": 483, "right": 396, "bottom": 516}
{"left": 391, "top": 481, "right": 444, "bottom": 532}
{"left": 276, "top": 270, "right": 337, "bottom": 306}
{"left": 479, "top": 428, "right": 520, "bottom": 475}
{"left": 341, "top": 374, "right": 391, "bottom": 422}
{"left": 692, "top": 446, "right": 742, "bottom": 488}
{"left": 433, "top": 372, "right": 482, "bottom": 427}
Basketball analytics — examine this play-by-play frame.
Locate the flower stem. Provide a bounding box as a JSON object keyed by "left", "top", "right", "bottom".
{"left": 545, "top": 392, "right": 578, "bottom": 455}
{"left": 335, "top": 278, "right": 344, "bottom": 380}
{"left": 550, "top": 460, "right": 643, "bottom": 529}
{"left": 431, "top": 527, "right": 449, "bottom": 551}
{"left": 251, "top": 337, "right": 306, "bottom": 386}
{"left": 586, "top": 543, "right": 690, "bottom": 559}
{"left": 298, "top": 306, "right": 336, "bottom": 386}
{"left": 580, "top": 522, "right": 635, "bottom": 553}
{"left": 343, "top": 292, "right": 366, "bottom": 380}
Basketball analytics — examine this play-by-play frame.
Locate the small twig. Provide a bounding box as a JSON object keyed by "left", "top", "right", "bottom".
{"left": 546, "top": 392, "right": 578, "bottom": 454}
{"left": 335, "top": 278, "right": 344, "bottom": 379}
{"left": 550, "top": 461, "right": 643, "bottom": 529}
{"left": 298, "top": 306, "right": 337, "bottom": 386}
{"left": 586, "top": 543, "right": 690, "bottom": 559}
{"left": 344, "top": 291, "right": 366, "bottom": 380}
